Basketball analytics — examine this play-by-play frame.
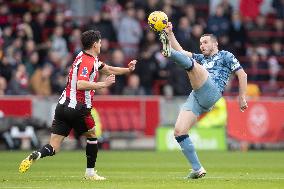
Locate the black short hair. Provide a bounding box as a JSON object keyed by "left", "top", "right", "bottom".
{"left": 81, "top": 30, "right": 101, "bottom": 50}
{"left": 201, "top": 33, "right": 217, "bottom": 42}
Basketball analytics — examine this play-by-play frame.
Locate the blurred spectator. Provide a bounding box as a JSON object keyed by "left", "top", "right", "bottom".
{"left": 2, "top": 25, "right": 13, "bottom": 49}
{"left": 7, "top": 64, "right": 30, "bottom": 95}
{"left": 153, "top": 52, "right": 171, "bottom": 95}
{"left": 16, "top": 12, "right": 34, "bottom": 40}
{"left": 30, "top": 64, "right": 52, "bottom": 96}
{"left": 50, "top": 26, "right": 69, "bottom": 67}
{"left": 86, "top": 12, "right": 117, "bottom": 42}
{"left": 248, "top": 15, "right": 271, "bottom": 45}
{"left": 25, "top": 51, "right": 40, "bottom": 77}
{"left": 168, "top": 63, "right": 192, "bottom": 96}
{"left": 139, "top": 30, "right": 159, "bottom": 54}
{"left": 229, "top": 12, "right": 247, "bottom": 56}
{"left": 135, "top": 48, "right": 157, "bottom": 95}
{"left": 175, "top": 16, "right": 191, "bottom": 49}
{"left": 6, "top": 38, "right": 23, "bottom": 67}
{"left": 108, "top": 49, "right": 126, "bottom": 94}
{"left": 0, "top": 3, "right": 11, "bottom": 27}
{"left": 268, "top": 41, "right": 284, "bottom": 57}
{"left": 186, "top": 24, "right": 203, "bottom": 53}
{"left": 207, "top": 4, "right": 230, "bottom": 37}
{"left": 161, "top": 0, "right": 178, "bottom": 25}
{"left": 0, "top": 56, "right": 13, "bottom": 82}
{"left": 0, "top": 76, "right": 7, "bottom": 95}
{"left": 218, "top": 34, "right": 235, "bottom": 54}
{"left": 267, "top": 56, "right": 281, "bottom": 81}
{"left": 116, "top": 5, "right": 142, "bottom": 57}
{"left": 122, "top": 74, "right": 145, "bottom": 95}
{"left": 99, "top": 38, "right": 111, "bottom": 63}
{"left": 136, "top": 7, "right": 148, "bottom": 32}
{"left": 219, "top": 0, "right": 233, "bottom": 19}
{"left": 244, "top": 52, "right": 269, "bottom": 82}
{"left": 141, "top": 0, "right": 162, "bottom": 15}
{"left": 101, "top": 0, "right": 122, "bottom": 21}
{"left": 271, "top": 19, "right": 284, "bottom": 43}
{"left": 272, "top": 0, "right": 284, "bottom": 19}
{"left": 182, "top": 4, "right": 197, "bottom": 25}
{"left": 31, "top": 12, "right": 48, "bottom": 44}
{"left": 68, "top": 28, "right": 82, "bottom": 55}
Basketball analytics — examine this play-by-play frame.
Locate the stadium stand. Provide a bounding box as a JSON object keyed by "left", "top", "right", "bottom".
{"left": 0, "top": 0, "right": 283, "bottom": 98}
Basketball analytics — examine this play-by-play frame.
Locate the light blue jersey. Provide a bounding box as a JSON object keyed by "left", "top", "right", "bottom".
{"left": 192, "top": 50, "right": 242, "bottom": 93}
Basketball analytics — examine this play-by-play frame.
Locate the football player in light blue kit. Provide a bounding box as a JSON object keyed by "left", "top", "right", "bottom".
{"left": 160, "top": 22, "right": 248, "bottom": 179}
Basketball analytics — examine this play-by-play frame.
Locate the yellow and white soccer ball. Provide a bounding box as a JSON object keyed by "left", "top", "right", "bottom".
{"left": 148, "top": 11, "right": 168, "bottom": 32}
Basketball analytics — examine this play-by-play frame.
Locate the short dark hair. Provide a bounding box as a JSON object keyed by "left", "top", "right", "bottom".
{"left": 81, "top": 30, "right": 101, "bottom": 50}
{"left": 201, "top": 33, "right": 217, "bottom": 42}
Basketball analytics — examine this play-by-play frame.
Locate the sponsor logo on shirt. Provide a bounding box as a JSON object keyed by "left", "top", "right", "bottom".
{"left": 203, "top": 61, "right": 215, "bottom": 69}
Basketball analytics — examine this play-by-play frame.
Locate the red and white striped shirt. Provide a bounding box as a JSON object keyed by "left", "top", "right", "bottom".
{"left": 59, "top": 51, "right": 105, "bottom": 109}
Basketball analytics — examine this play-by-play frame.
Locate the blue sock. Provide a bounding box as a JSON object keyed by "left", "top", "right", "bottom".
{"left": 170, "top": 49, "right": 194, "bottom": 70}
{"left": 175, "top": 134, "right": 202, "bottom": 171}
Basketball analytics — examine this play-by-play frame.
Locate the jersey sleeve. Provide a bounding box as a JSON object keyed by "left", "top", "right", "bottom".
{"left": 98, "top": 61, "right": 105, "bottom": 70}
{"left": 77, "top": 59, "right": 93, "bottom": 81}
{"left": 192, "top": 53, "right": 205, "bottom": 65}
{"left": 225, "top": 51, "right": 242, "bottom": 72}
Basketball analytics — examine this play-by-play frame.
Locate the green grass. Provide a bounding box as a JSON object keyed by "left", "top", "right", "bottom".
{"left": 0, "top": 150, "right": 284, "bottom": 189}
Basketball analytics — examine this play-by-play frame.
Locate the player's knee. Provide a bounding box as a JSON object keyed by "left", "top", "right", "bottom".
{"left": 174, "top": 127, "right": 187, "bottom": 137}
{"left": 84, "top": 129, "right": 96, "bottom": 138}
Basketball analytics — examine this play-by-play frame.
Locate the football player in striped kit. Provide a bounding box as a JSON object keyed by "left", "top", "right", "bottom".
{"left": 19, "top": 30, "right": 137, "bottom": 180}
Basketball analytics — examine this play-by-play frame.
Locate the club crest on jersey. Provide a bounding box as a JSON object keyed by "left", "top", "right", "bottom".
{"left": 80, "top": 67, "right": 88, "bottom": 77}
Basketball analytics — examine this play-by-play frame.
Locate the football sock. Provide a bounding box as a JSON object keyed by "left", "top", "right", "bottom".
{"left": 86, "top": 168, "right": 95, "bottom": 176}
{"left": 86, "top": 138, "right": 98, "bottom": 169}
{"left": 170, "top": 48, "right": 194, "bottom": 71}
{"left": 175, "top": 134, "right": 202, "bottom": 171}
{"left": 39, "top": 144, "right": 55, "bottom": 158}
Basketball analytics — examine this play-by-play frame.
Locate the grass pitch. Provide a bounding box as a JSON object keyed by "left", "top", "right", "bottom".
{"left": 0, "top": 150, "right": 284, "bottom": 189}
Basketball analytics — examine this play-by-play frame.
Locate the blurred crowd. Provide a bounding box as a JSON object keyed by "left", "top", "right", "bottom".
{"left": 0, "top": 0, "right": 284, "bottom": 97}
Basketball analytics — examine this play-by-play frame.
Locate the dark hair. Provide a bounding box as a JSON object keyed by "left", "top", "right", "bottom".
{"left": 201, "top": 33, "right": 217, "bottom": 42}
{"left": 81, "top": 30, "right": 101, "bottom": 50}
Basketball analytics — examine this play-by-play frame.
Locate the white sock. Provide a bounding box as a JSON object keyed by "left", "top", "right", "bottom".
{"left": 85, "top": 168, "right": 95, "bottom": 176}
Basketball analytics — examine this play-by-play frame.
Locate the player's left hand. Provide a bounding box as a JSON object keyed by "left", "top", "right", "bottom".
{"left": 128, "top": 60, "right": 137, "bottom": 72}
{"left": 239, "top": 96, "right": 248, "bottom": 112}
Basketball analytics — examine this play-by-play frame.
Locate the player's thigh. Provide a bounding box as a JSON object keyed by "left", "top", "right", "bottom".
{"left": 174, "top": 110, "right": 197, "bottom": 136}
{"left": 187, "top": 62, "right": 209, "bottom": 90}
{"left": 72, "top": 108, "right": 96, "bottom": 137}
{"left": 51, "top": 104, "right": 72, "bottom": 138}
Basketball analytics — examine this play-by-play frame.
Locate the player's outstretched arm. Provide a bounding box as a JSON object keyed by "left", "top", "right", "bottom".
{"left": 165, "top": 22, "right": 193, "bottom": 57}
{"left": 235, "top": 69, "right": 248, "bottom": 112}
{"left": 100, "top": 60, "right": 137, "bottom": 75}
{"left": 77, "top": 74, "right": 116, "bottom": 90}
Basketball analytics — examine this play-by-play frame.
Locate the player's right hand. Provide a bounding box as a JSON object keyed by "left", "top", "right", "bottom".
{"left": 105, "top": 74, "right": 115, "bottom": 87}
{"left": 239, "top": 96, "right": 248, "bottom": 112}
{"left": 164, "top": 22, "right": 173, "bottom": 34}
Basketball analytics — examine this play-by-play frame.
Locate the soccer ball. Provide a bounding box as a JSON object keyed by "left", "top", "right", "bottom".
{"left": 148, "top": 11, "right": 168, "bottom": 32}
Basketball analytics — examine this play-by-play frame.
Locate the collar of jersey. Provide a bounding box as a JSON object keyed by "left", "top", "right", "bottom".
{"left": 83, "top": 50, "right": 96, "bottom": 59}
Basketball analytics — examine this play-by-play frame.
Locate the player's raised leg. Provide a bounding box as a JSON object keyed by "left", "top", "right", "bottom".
{"left": 19, "top": 134, "right": 64, "bottom": 173}
{"left": 83, "top": 130, "right": 106, "bottom": 181}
